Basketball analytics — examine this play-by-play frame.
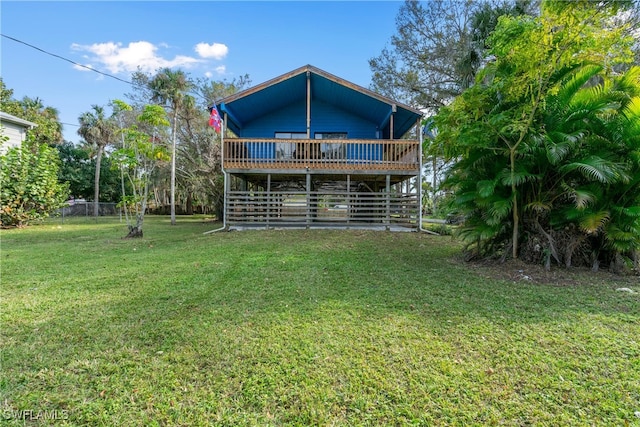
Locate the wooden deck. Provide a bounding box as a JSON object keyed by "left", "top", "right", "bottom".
{"left": 223, "top": 138, "right": 419, "bottom": 173}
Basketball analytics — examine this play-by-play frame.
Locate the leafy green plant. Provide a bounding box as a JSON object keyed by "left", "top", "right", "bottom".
{"left": 435, "top": 1, "right": 640, "bottom": 270}
{"left": 423, "top": 222, "right": 454, "bottom": 235}
{"left": 0, "top": 142, "right": 68, "bottom": 227}
{"left": 111, "top": 102, "right": 170, "bottom": 237}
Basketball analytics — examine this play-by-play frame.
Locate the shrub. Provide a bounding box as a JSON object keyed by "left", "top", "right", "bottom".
{"left": 0, "top": 143, "right": 68, "bottom": 227}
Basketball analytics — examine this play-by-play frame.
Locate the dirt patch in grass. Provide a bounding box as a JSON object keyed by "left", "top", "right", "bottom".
{"left": 464, "top": 257, "right": 639, "bottom": 287}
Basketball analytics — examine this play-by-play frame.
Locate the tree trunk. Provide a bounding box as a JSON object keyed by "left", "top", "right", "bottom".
{"left": 432, "top": 155, "right": 437, "bottom": 207}
{"left": 510, "top": 148, "right": 519, "bottom": 259}
{"left": 94, "top": 144, "right": 104, "bottom": 217}
{"left": 170, "top": 110, "right": 178, "bottom": 225}
{"left": 591, "top": 251, "right": 600, "bottom": 272}
{"left": 565, "top": 233, "right": 586, "bottom": 268}
{"left": 186, "top": 192, "right": 193, "bottom": 215}
{"left": 120, "top": 166, "right": 129, "bottom": 224}
{"left": 125, "top": 214, "right": 144, "bottom": 238}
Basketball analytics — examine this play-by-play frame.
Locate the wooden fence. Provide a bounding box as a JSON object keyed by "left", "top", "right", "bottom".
{"left": 226, "top": 190, "right": 418, "bottom": 229}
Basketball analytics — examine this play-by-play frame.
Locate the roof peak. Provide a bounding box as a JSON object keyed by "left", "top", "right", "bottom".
{"left": 219, "top": 65, "right": 422, "bottom": 116}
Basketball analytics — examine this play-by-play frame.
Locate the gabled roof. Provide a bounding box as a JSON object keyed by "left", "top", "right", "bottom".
{"left": 218, "top": 65, "right": 423, "bottom": 138}
{"left": 0, "top": 111, "right": 37, "bottom": 128}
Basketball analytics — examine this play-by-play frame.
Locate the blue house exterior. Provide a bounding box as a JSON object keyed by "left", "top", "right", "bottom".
{"left": 217, "top": 65, "right": 424, "bottom": 230}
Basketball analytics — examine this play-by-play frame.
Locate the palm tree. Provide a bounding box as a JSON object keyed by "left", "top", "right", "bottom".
{"left": 440, "top": 63, "right": 640, "bottom": 269}
{"left": 21, "top": 96, "right": 63, "bottom": 145}
{"left": 148, "top": 68, "right": 192, "bottom": 225}
{"left": 539, "top": 65, "right": 640, "bottom": 270}
{"left": 78, "top": 105, "right": 117, "bottom": 217}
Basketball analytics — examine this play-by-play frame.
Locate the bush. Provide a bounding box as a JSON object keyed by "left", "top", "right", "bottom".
{"left": 0, "top": 144, "right": 68, "bottom": 227}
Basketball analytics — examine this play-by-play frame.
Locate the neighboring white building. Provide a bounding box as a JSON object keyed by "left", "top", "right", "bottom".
{"left": 0, "top": 111, "right": 37, "bottom": 154}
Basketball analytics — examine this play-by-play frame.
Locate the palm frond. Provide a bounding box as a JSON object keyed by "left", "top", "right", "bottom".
{"left": 545, "top": 130, "right": 584, "bottom": 164}
{"left": 612, "top": 205, "right": 640, "bottom": 218}
{"left": 476, "top": 179, "right": 497, "bottom": 198}
{"left": 498, "top": 166, "right": 540, "bottom": 186}
{"left": 555, "top": 64, "right": 603, "bottom": 107}
{"left": 455, "top": 191, "right": 479, "bottom": 206}
{"left": 559, "top": 155, "right": 628, "bottom": 184}
{"left": 604, "top": 224, "right": 640, "bottom": 252}
{"left": 621, "top": 96, "right": 640, "bottom": 129}
{"left": 484, "top": 198, "right": 513, "bottom": 225}
{"left": 571, "top": 188, "right": 597, "bottom": 210}
{"left": 612, "top": 66, "right": 640, "bottom": 99}
{"left": 524, "top": 200, "right": 552, "bottom": 213}
{"left": 579, "top": 210, "right": 610, "bottom": 234}
{"left": 457, "top": 221, "right": 504, "bottom": 245}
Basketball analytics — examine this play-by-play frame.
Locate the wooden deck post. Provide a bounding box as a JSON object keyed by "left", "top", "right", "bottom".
{"left": 224, "top": 171, "right": 230, "bottom": 224}
{"left": 221, "top": 113, "right": 227, "bottom": 227}
{"left": 346, "top": 174, "right": 351, "bottom": 228}
{"left": 417, "top": 117, "right": 424, "bottom": 230}
{"left": 266, "top": 173, "right": 271, "bottom": 229}
{"left": 306, "top": 71, "right": 311, "bottom": 139}
{"left": 386, "top": 174, "right": 391, "bottom": 231}
{"left": 390, "top": 104, "right": 396, "bottom": 140}
{"left": 306, "top": 173, "right": 311, "bottom": 229}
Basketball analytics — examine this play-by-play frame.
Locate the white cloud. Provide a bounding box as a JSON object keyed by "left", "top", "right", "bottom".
{"left": 204, "top": 66, "right": 227, "bottom": 79}
{"left": 71, "top": 41, "right": 205, "bottom": 74}
{"left": 195, "top": 42, "right": 228, "bottom": 60}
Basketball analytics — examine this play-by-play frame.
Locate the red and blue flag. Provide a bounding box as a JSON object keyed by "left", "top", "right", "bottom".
{"left": 208, "top": 104, "right": 221, "bottom": 133}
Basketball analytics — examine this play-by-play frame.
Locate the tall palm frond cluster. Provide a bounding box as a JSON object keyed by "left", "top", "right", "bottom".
{"left": 444, "top": 66, "right": 640, "bottom": 271}
{"left": 77, "top": 105, "right": 119, "bottom": 217}
{"left": 435, "top": 1, "right": 640, "bottom": 272}
{"left": 148, "top": 68, "right": 193, "bottom": 225}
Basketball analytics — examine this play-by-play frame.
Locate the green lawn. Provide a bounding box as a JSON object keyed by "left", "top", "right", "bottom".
{"left": 1, "top": 216, "right": 638, "bottom": 426}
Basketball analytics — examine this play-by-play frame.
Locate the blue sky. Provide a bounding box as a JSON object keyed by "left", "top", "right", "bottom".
{"left": 1, "top": 1, "right": 403, "bottom": 144}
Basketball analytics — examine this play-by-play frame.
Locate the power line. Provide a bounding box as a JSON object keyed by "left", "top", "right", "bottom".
{"left": 2, "top": 33, "right": 211, "bottom": 105}
{"left": 2, "top": 33, "right": 134, "bottom": 85}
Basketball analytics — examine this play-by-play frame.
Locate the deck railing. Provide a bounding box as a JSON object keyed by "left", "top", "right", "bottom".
{"left": 223, "top": 138, "right": 419, "bottom": 171}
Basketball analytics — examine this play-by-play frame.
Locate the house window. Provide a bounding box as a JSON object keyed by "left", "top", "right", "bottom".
{"left": 315, "top": 132, "right": 347, "bottom": 140}
{"left": 315, "top": 132, "right": 347, "bottom": 160}
{"left": 275, "top": 132, "right": 307, "bottom": 139}
{"left": 274, "top": 132, "right": 307, "bottom": 159}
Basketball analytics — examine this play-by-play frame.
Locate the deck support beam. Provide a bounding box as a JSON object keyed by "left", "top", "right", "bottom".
{"left": 417, "top": 117, "right": 424, "bottom": 231}
{"left": 347, "top": 175, "right": 351, "bottom": 228}
{"left": 266, "top": 174, "right": 271, "bottom": 229}
{"left": 224, "top": 171, "right": 230, "bottom": 222}
{"left": 306, "top": 71, "right": 311, "bottom": 139}
{"left": 386, "top": 174, "right": 391, "bottom": 231}
{"left": 306, "top": 173, "right": 311, "bottom": 228}
{"left": 390, "top": 112, "right": 394, "bottom": 140}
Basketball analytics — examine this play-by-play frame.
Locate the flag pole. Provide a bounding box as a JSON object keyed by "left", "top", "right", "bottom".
{"left": 204, "top": 101, "right": 227, "bottom": 234}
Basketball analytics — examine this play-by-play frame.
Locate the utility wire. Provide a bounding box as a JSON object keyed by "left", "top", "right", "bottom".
{"left": 2, "top": 33, "right": 133, "bottom": 85}
{"left": 2, "top": 33, "right": 211, "bottom": 104}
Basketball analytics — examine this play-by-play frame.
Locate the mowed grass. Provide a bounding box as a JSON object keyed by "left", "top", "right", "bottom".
{"left": 1, "top": 216, "right": 638, "bottom": 426}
